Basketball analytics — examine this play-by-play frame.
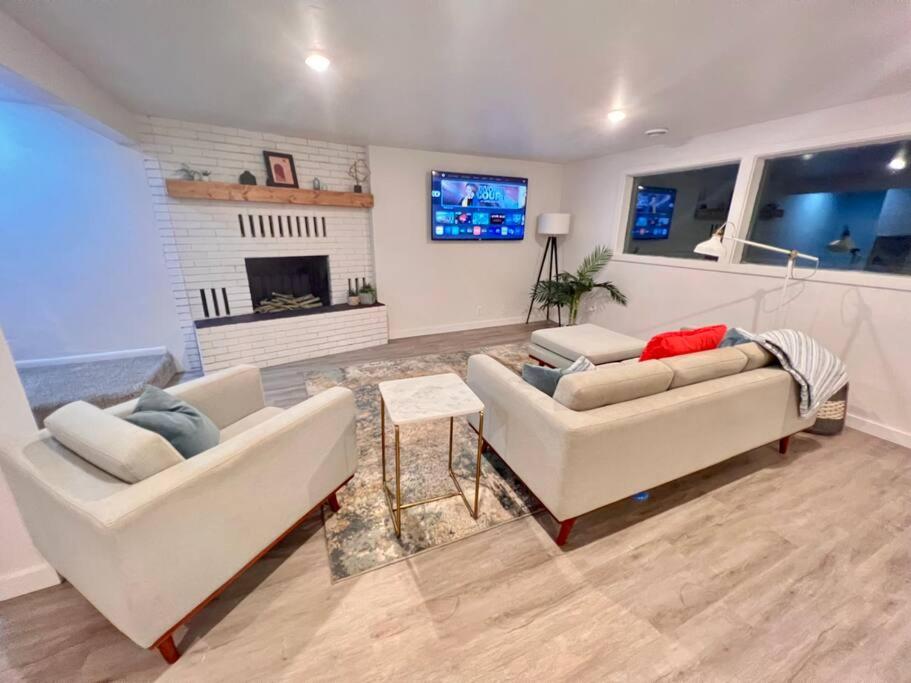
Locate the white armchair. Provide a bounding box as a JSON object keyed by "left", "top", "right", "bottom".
{"left": 0, "top": 365, "right": 358, "bottom": 663}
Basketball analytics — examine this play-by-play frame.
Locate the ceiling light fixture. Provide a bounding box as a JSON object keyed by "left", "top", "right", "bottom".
{"left": 607, "top": 110, "right": 626, "bottom": 123}
{"left": 888, "top": 151, "right": 907, "bottom": 171}
{"left": 645, "top": 128, "right": 668, "bottom": 137}
{"left": 305, "top": 53, "right": 331, "bottom": 72}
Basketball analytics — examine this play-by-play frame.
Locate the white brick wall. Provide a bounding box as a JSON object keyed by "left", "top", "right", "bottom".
{"left": 196, "top": 305, "right": 388, "bottom": 372}
{"left": 138, "top": 115, "right": 377, "bottom": 370}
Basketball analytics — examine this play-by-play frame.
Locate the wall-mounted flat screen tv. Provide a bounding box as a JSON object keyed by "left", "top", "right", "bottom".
{"left": 630, "top": 186, "right": 676, "bottom": 240}
{"left": 430, "top": 170, "right": 528, "bottom": 241}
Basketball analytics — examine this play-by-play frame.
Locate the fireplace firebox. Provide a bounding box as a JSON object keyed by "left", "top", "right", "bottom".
{"left": 245, "top": 256, "right": 330, "bottom": 312}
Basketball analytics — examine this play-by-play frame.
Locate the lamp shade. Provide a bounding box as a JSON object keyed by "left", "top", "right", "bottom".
{"left": 537, "top": 213, "right": 571, "bottom": 236}
{"left": 827, "top": 227, "right": 857, "bottom": 253}
{"left": 693, "top": 232, "right": 724, "bottom": 258}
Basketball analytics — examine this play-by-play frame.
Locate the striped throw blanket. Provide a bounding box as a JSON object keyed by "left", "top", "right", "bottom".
{"left": 736, "top": 328, "right": 848, "bottom": 418}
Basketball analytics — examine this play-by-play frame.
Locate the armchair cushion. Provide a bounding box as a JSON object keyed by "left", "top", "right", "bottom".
{"left": 45, "top": 400, "right": 184, "bottom": 483}
{"left": 124, "top": 386, "right": 220, "bottom": 458}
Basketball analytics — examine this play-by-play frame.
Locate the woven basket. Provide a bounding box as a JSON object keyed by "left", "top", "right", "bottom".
{"left": 807, "top": 383, "right": 848, "bottom": 435}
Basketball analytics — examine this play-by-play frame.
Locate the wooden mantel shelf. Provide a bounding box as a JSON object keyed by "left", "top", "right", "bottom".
{"left": 165, "top": 179, "right": 374, "bottom": 209}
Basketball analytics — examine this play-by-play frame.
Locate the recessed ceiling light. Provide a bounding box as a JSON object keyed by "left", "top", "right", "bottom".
{"left": 607, "top": 110, "right": 626, "bottom": 123}
{"left": 305, "top": 54, "right": 331, "bottom": 72}
{"left": 802, "top": 153, "right": 815, "bottom": 160}
{"left": 645, "top": 128, "right": 668, "bottom": 137}
{"left": 888, "top": 152, "right": 907, "bottom": 171}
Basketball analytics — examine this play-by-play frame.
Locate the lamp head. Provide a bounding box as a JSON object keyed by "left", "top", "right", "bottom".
{"left": 827, "top": 226, "right": 857, "bottom": 253}
{"left": 693, "top": 222, "right": 730, "bottom": 259}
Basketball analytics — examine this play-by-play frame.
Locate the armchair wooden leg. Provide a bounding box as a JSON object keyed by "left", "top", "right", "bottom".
{"left": 779, "top": 436, "right": 791, "bottom": 455}
{"left": 157, "top": 634, "right": 180, "bottom": 664}
{"left": 555, "top": 518, "right": 577, "bottom": 546}
{"left": 327, "top": 491, "right": 341, "bottom": 512}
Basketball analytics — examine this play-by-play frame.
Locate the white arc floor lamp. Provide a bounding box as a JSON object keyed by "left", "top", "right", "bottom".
{"left": 526, "top": 213, "right": 571, "bottom": 324}
{"left": 693, "top": 221, "right": 819, "bottom": 322}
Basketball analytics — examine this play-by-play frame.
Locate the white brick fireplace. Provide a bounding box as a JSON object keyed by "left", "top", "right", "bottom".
{"left": 139, "top": 116, "right": 387, "bottom": 371}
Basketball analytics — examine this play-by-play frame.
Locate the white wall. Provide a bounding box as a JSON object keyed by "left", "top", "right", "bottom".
{"left": 0, "top": 327, "right": 59, "bottom": 601}
{"left": 0, "top": 102, "right": 185, "bottom": 366}
{"left": 561, "top": 91, "right": 911, "bottom": 447}
{"left": 0, "top": 8, "right": 136, "bottom": 143}
{"left": 368, "top": 145, "right": 564, "bottom": 338}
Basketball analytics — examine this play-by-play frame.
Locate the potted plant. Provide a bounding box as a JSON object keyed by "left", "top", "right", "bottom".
{"left": 347, "top": 280, "right": 360, "bottom": 306}
{"left": 531, "top": 245, "right": 627, "bottom": 325}
{"left": 359, "top": 282, "right": 376, "bottom": 305}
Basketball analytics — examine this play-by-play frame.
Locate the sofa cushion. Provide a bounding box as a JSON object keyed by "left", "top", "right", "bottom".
{"left": 660, "top": 347, "right": 748, "bottom": 389}
{"left": 553, "top": 359, "right": 674, "bottom": 411}
{"left": 639, "top": 325, "right": 727, "bottom": 361}
{"left": 220, "top": 406, "right": 284, "bottom": 441}
{"left": 735, "top": 341, "right": 775, "bottom": 371}
{"left": 522, "top": 356, "right": 595, "bottom": 397}
{"left": 124, "top": 386, "right": 220, "bottom": 458}
{"left": 45, "top": 401, "right": 184, "bottom": 483}
{"left": 531, "top": 324, "right": 646, "bottom": 365}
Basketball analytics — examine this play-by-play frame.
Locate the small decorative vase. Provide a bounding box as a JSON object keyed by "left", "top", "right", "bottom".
{"left": 353, "top": 184, "right": 363, "bottom": 193}
{"left": 359, "top": 292, "right": 375, "bottom": 305}
{"left": 239, "top": 170, "right": 257, "bottom": 185}
{"left": 347, "top": 295, "right": 360, "bottom": 306}
{"left": 313, "top": 177, "right": 322, "bottom": 190}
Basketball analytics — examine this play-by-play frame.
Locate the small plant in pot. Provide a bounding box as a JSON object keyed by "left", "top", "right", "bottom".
{"left": 359, "top": 282, "right": 376, "bottom": 305}
{"left": 347, "top": 280, "right": 360, "bottom": 306}
{"left": 531, "top": 245, "right": 628, "bottom": 325}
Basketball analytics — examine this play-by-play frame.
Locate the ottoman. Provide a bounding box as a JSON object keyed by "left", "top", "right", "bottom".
{"left": 529, "top": 324, "right": 647, "bottom": 368}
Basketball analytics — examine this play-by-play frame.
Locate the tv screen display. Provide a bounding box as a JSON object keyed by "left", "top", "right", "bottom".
{"left": 631, "top": 186, "right": 676, "bottom": 240}
{"left": 430, "top": 171, "right": 528, "bottom": 241}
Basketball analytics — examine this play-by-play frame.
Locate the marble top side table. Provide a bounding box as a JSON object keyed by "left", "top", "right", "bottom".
{"left": 377, "top": 373, "right": 485, "bottom": 537}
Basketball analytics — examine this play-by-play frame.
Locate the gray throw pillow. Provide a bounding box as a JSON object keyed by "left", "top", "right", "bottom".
{"left": 718, "top": 327, "right": 751, "bottom": 348}
{"left": 124, "top": 385, "right": 220, "bottom": 459}
{"left": 522, "top": 356, "right": 595, "bottom": 397}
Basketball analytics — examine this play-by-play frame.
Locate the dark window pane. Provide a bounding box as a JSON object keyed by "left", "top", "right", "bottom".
{"left": 624, "top": 164, "right": 739, "bottom": 260}
{"left": 743, "top": 140, "right": 911, "bottom": 274}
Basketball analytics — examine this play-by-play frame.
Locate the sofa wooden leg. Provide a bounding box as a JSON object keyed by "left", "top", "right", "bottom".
{"left": 157, "top": 634, "right": 180, "bottom": 664}
{"left": 555, "top": 518, "right": 577, "bottom": 546}
{"left": 327, "top": 491, "right": 341, "bottom": 512}
{"left": 779, "top": 436, "right": 791, "bottom": 455}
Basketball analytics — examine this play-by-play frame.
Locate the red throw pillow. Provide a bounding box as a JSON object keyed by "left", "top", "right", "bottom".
{"left": 639, "top": 325, "right": 727, "bottom": 361}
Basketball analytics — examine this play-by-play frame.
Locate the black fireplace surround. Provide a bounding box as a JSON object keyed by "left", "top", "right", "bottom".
{"left": 245, "top": 255, "right": 330, "bottom": 309}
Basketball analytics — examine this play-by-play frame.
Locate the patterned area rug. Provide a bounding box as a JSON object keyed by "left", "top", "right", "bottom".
{"left": 305, "top": 342, "right": 542, "bottom": 581}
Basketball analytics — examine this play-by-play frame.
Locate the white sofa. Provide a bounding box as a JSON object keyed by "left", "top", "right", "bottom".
{"left": 0, "top": 365, "right": 358, "bottom": 663}
{"left": 467, "top": 344, "right": 814, "bottom": 545}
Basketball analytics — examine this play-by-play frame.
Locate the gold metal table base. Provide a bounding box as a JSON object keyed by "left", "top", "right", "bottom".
{"left": 380, "top": 396, "right": 484, "bottom": 538}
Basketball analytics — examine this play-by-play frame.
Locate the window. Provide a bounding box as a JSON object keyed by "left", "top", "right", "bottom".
{"left": 623, "top": 164, "right": 739, "bottom": 260}
{"left": 743, "top": 139, "right": 911, "bottom": 274}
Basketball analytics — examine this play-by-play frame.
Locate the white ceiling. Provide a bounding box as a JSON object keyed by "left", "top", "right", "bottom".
{"left": 3, "top": 0, "right": 911, "bottom": 162}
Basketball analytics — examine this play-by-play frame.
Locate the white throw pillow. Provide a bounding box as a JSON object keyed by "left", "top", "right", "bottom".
{"left": 45, "top": 401, "right": 185, "bottom": 483}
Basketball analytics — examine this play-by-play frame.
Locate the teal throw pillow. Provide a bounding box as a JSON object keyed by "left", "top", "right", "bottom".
{"left": 522, "top": 356, "right": 595, "bottom": 397}
{"left": 124, "top": 385, "right": 220, "bottom": 459}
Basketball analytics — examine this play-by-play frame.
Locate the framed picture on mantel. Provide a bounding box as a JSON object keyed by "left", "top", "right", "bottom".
{"left": 263, "top": 151, "right": 299, "bottom": 188}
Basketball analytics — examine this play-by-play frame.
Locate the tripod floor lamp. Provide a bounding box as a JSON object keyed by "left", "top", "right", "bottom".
{"left": 526, "top": 213, "right": 571, "bottom": 324}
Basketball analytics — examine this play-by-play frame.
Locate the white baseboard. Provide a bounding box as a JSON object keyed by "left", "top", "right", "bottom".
{"left": 390, "top": 314, "right": 545, "bottom": 340}
{"left": 845, "top": 413, "right": 911, "bottom": 449}
{"left": 0, "top": 562, "right": 60, "bottom": 602}
{"left": 15, "top": 346, "right": 169, "bottom": 369}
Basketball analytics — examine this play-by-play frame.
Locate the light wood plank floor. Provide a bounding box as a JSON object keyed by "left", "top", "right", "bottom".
{"left": 3, "top": 323, "right": 909, "bottom": 681}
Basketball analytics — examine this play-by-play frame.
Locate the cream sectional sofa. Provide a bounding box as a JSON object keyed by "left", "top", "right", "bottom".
{"left": 467, "top": 343, "right": 814, "bottom": 545}
{"left": 0, "top": 365, "right": 358, "bottom": 663}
